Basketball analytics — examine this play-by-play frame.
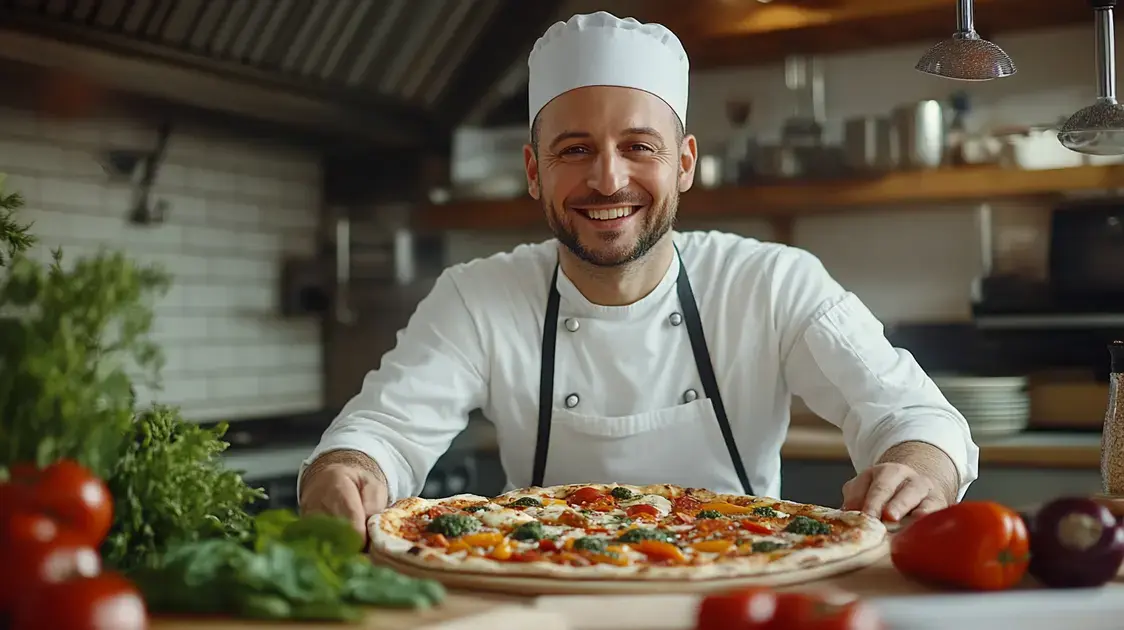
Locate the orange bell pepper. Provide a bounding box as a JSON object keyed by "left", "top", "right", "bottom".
{"left": 633, "top": 539, "right": 686, "bottom": 563}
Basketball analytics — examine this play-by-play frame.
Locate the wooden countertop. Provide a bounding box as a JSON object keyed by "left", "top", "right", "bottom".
{"left": 782, "top": 426, "right": 1102, "bottom": 469}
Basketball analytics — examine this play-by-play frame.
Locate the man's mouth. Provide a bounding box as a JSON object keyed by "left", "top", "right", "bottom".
{"left": 576, "top": 206, "right": 641, "bottom": 221}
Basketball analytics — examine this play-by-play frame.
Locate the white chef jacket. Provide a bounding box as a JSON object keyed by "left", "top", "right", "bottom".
{"left": 302, "top": 230, "right": 979, "bottom": 505}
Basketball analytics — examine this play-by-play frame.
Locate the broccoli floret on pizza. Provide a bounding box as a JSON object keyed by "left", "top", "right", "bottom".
{"left": 510, "top": 521, "right": 545, "bottom": 541}
{"left": 750, "top": 541, "right": 786, "bottom": 553}
{"left": 509, "top": 497, "right": 542, "bottom": 508}
{"left": 696, "top": 509, "right": 723, "bottom": 520}
{"left": 572, "top": 536, "right": 609, "bottom": 553}
{"left": 784, "top": 515, "right": 831, "bottom": 536}
{"left": 427, "top": 513, "right": 481, "bottom": 538}
{"left": 610, "top": 487, "right": 635, "bottom": 500}
{"left": 615, "top": 527, "right": 673, "bottom": 544}
{"left": 752, "top": 506, "right": 778, "bottom": 518}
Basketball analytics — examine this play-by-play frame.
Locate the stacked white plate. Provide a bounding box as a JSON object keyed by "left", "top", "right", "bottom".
{"left": 932, "top": 375, "right": 1030, "bottom": 438}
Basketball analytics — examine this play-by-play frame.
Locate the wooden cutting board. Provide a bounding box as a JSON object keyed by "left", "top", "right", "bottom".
{"left": 367, "top": 539, "right": 889, "bottom": 596}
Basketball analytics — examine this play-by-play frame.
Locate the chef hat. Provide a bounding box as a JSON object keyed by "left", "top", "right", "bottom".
{"left": 527, "top": 11, "right": 689, "bottom": 130}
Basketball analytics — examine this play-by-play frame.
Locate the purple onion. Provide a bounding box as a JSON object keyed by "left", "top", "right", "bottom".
{"left": 1028, "top": 497, "right": 1124, "bottom": 588}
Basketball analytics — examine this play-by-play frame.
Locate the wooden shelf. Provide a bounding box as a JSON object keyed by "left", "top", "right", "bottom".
{"left": 414, "top": 165, "right": 1124, "bottom": 232}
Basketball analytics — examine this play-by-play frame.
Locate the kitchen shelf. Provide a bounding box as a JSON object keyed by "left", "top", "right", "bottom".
{"left": 413, "top": 164, "right": 1124, "bottom": 232}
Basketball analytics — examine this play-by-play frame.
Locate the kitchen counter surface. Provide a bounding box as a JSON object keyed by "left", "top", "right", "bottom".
{"left": 220, "top": 419, "right": 1104, "bottom": 483}
{"left": 149, "top": 542, "right": 1124, "bottom": 629}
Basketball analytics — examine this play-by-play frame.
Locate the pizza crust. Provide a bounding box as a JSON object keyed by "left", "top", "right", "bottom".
{"left": 368, "top": 484, "right": 887, "bottom": 582}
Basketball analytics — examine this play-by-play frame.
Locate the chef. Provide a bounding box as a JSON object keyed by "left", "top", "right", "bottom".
{"left": 299, "top": 11, "right": 980, "bottom": 541}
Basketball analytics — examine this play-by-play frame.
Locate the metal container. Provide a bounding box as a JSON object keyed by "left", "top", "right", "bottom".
{"left": 843, "top": 115, "right": 899, "bottom": 172}
{"left": 892, "top": 100, "right": 947, "bottom": 169}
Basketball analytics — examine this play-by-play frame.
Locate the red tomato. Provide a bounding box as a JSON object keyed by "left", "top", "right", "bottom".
{"left": 12, "top": 572, "right": 148, "bottom": 630}
{"left": 0, "top": 478, "right": 34, "bottom": 523}
{"left": 673, "top": 496, "right": 703, "bottom": 514}
{"left": 696, "top": 588, "right": 778, "bottom": 630}
{"left": 771, "top": 594, "right": 883, "bottom": 630}
{"left": 539, "top": 539, "right": 560, "bottom": 551}
{"left": 696, "top": 590, "right": 883, "bottom": 630}
{"left": 0, "top": 531, "right": 101, "bottom": 615}
{"left": 4, "top": 461, "right": 114, "bottom": 547}
{"left": 3, "top": 511, "right": 62, "bottom": 546}
{"left": 565, "top": 486, "right": 604, "bottom": 506}
{"left": 34, "top": 460, "right": 114, "bottom": 546}
{"left": 626, "top": 504, "right": 661, "bottom": 519}
{"left": 890, "top": 501, "right": 1030, "bottom": 591}
{"left": 510, "top": 550, "right": 543, "bottom": 562}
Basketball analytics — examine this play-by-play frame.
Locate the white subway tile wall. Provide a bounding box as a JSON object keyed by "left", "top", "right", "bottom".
{"left": 0, "top": 107, "right": 324, "bottom": 422}
{"left": 448, "top": 25, "right": 1113, "bottom": 324}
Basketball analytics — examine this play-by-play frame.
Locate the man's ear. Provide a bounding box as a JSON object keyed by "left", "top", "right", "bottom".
{"left": 678, "top": 134, "right": 698, "bottom": 193}
{"left": 524, "top": 144, "right": 541, "bottom": 199}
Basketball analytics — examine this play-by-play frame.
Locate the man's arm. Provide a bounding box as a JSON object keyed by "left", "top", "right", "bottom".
{"left": 771, "top": 247, "right": 980, "bottom": 509}
{"left": 298, "top": 269, "right": 489, "bottom": 506}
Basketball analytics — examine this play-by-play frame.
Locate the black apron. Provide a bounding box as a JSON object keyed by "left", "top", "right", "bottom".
{"left": 530, "top": 246, "right": 755, "bottom": 495}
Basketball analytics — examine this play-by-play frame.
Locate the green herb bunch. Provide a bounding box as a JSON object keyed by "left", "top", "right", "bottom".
{"left": 136, "top": 510, "right": 445, "bottom": 621}
{"left": 0, "top": 174, "right": 34, "bottom": 267}
{"left": 0, "top": 246, "right": 169, "bottom": 479}
{"left": 102, "top": 405, "right": 267, "bottom": 572}
{"left": 0, "top": 175, "right": 266, "bottom": 573}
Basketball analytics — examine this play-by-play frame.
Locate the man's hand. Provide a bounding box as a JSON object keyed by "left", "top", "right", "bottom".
{"left": 841, "top": 441, "right": 960, "bottom": 522}
{"left": 299, "top": 450, "right": 389, "bottom": 544}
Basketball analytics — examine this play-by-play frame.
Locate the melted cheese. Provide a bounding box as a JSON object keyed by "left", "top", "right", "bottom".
{"left": 541, "top": 525, "right": 568, "bottom": 538}
{"left": 479, "top": 508, "right": 534, "bottom": 529}
{"left": 533, "top": 504, "right": 571, "bottom": 522}
{"left": 624, "top": 494, "right": 673, "bottom": 517}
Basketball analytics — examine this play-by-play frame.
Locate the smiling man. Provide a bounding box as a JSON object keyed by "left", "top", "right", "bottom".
{"left": 298, "top": 11, "right": 980, "bottom": 542}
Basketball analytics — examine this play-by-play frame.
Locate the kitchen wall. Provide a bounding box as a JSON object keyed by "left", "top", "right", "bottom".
{"left": 0, "top": 104, "right": 325, "bottom": 423}
{"left": 446, "top": 24, "right": 1108, "bottom": 325}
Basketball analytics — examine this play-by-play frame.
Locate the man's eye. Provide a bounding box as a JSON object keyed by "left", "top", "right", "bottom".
{"left": 560, "top": 146, "right": 589, "bottom": 155}
{"left": 629, "top": 144, "right": 654, "bottom": 152}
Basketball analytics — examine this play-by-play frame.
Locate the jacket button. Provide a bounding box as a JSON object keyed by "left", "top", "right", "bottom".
{"left": 564, "top": 318, "right": 580, "bottom": 332}
{"left": 669, "top": 312, "right": 683, "bottom": 326}
{"left": 683, "top": 389, "right": 698, "bottom": 403}
{"left": 565, "top": 393, "right": 580, "bottom": 408}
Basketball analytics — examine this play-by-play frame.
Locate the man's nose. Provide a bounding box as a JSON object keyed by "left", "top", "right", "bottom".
{"left": 586, "top": 151, "right": 628, "bottom": 196}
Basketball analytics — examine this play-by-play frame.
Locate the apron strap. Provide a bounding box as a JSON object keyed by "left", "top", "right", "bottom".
{"left": 673, "top": 245, "right": 755, "bottom": 496}
{"left": 532, "top": 246, "right": 755, "bottom": 496}
{"left": 531, "top": 264, "right": 561, "bottom": 487}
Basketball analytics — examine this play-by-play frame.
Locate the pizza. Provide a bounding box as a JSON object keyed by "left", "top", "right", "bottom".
{"left": 368, "top": 483, "right": 886, "bottom": 581}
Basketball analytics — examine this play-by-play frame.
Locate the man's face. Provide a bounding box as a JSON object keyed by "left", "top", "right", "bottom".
{"left": 524, "top": 86, "right": 698, "bottom": 268}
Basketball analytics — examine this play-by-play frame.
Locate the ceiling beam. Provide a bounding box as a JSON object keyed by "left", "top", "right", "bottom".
{"left": 0, "top": 10, "right": 449, "bottom": 148}
{"left": 644, "top": 0, "right": 1094, "bottom": 70}
{"left": 434, "top": 0, "right": 567, "bottom": 127}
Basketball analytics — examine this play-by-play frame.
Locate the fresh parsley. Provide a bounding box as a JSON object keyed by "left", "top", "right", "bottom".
{"left": 101, "top": 405, "right": 266, "bottom": 572}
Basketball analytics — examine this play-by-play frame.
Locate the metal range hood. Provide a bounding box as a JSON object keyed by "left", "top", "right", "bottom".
{"left": 0, "top": 0, "right": 564, "bottom": 148}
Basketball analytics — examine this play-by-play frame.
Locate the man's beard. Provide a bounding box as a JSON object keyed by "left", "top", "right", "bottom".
{"left": 545, "top": 189, "right": 678, "bottom": 268}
